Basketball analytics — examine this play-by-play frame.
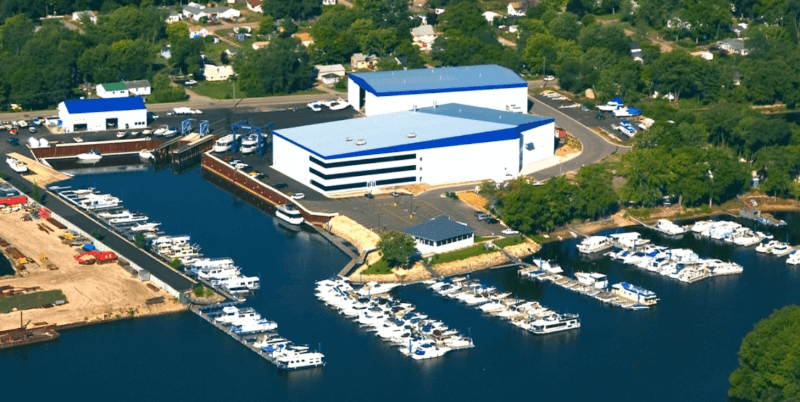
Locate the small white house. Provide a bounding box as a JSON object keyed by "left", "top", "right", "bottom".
{"left": 204, "top": 64, "right": 235, "bottom": 81}
{"left": 404, "top": 215, "right": 476, "bottom": 255}
{"left": 315, "top": 64, "right": 346, "bottom": 81}
{"left": 482, "top": 11, "right": 501, "bottom": 23}
{"left": 247, "top": 0, "right": 262, "bottom": 13}
{"left": 166, "top": 11, "right": 182, "bottom": 23}
{"left": 411, "top": 24, "right": 435, "bottom": 51}
{"left": 507, "top": 2, "right": 527, "bottom": 16}
{"left": 96, "top": 82, "right": 129, "bottom": 98}
{"left": 320, "top": 73, "right": 341, "bottom": 85}
{"left": 124, "top": 80, "right": 152, "bottom": 96}
{"left": 189, "top": 26, "right": 210, "bottom": 38}
{"left": 72, "top": 10, "right": 97, "bottom": 24}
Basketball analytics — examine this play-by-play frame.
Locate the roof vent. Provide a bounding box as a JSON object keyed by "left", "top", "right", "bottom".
{"left": 345, "top": 136, "right": 353, "bottom": 142}
{"left": 407, "top": 132, "right": 417, "bottom": 138}
{"left": 355, "top": 139, "right": 366, "bottom": 146}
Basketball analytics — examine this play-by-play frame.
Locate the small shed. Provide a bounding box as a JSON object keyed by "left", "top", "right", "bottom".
{"left": 403, "top": 215, "right": 476, "bottom": 255}
{"left": 96, "top": 82, "right": 129, "bottom": 98}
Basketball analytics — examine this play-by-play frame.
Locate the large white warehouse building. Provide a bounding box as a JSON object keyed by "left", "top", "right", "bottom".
{"left": 347, "top": 65, "right": 529, "bottom": 116}
{"left": 272, "top": 103, "right": 555, "bottom": 196}
{"left": 58, "top": 97, "right": 148, "bottom": 133}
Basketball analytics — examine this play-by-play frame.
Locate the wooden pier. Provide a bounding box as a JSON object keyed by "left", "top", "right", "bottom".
{"left": 190, "top": 306, "right": 279, "bottom": 365}
{"left": 519, "top": 269, "right": 652, "bottom": 310}
{"left": 170, "top": 136, "right": 216, "bottom": 171}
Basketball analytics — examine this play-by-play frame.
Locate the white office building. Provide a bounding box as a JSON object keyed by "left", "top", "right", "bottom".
{"left": 404, "top": 215, "right": 476, "bottom": 255}
{"left": 58, "top": 97, "right": 148, "bottom": 133}
{"left": 347, "top": 65, "right": 528, "bottom": 116}
{"left": 272, "top": 103, "right": 555, "bottom": 196}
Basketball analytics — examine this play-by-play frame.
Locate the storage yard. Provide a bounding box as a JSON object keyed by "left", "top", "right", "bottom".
{"left": 0, "top": 208, "right": 185, "bottom": 331}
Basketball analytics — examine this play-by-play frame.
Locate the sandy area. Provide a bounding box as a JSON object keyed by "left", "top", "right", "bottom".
{"left": 555, "top": 135, "right": 582, "bottom": 157}
{"left": 503, "top": 238, "right": 541, "bottom": 259}
{"left": 0, "top": 211, "right": 185, "bottom": 331}
{"left": 433, "top": 251, "right": 510, "bottom": 277}
{"left": 328, "top": 215, "right": 380, "bottom": 253}
{"left": 9, "top": 153, "right": 71, "bottom": 186}
{"left": 349, "top": 261, "right": 432, "bottom": 284}
{"left": 457, "top": 191, "right": 488, "bottom": 210}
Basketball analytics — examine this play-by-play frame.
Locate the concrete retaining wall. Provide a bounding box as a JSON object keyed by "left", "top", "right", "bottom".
{"left": 201, "top": 153, "right": 338, "bottom": 225}
{"left": 30, "top": 138, "right": 164, "bottom": 159}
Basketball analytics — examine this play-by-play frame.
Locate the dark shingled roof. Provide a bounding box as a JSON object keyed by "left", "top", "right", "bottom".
{"left": 403, "top": 215, "right": 475, "bottom": 242}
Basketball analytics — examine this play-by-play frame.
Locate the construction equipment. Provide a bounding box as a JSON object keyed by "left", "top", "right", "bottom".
{"left": 39, "top": 253, "right": 57, "bottom": 270}
{"left": 60, "top": 231, "right": 88, "bottom": 246}
{"left": 74, "top": 251, "right": 117, "bottom": 265}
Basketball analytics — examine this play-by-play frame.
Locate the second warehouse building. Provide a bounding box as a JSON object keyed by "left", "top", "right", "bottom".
{"left": 273, "top": 103, "right": 555, "bottom": 196}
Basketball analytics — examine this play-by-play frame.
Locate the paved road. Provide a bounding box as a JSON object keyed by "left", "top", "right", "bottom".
{"left": 2, "top": 170, "right": 196, "bottom": 293}
{"left": 528, "top": 94, "right": 628, "bottom": 180}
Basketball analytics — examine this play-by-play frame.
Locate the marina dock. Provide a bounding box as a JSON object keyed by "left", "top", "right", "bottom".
{"left": 517, "top": 267, "right": 648, "bottom": 309}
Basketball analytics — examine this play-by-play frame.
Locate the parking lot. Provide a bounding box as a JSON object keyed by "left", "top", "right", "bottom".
{"left": 535, "top": 93, "right": 633, "bottom": 142}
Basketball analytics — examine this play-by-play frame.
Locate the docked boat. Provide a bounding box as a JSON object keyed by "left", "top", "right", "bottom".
{"left": 216, "top": 276, "right": 260, "bottom": 293}
{"left": 5, "top": 157, "right": 28, "bottom": 173}
{"left": 139, "top": 149, "right": 154, "bottom": 161}
{"left": 357, "top": 282, "right": 400, "bottom": 297}
{"left": 213, "top": 134, "right": 234, "bottom": 153}
{"left": 276, "top": 204, "right": 304, "bottom": 225}
{"left": 196, "top": 264, "right": 241, "bottom": 281}
{"left": 400, "top": 341, "right": 452, "bottom": 360}
{"left": 609, "top": 232, "right": 650, "bottom": 249}
{"left": 214, "top": 307, "right": 260, "bottom": 326}
{"left": 527, "top": 313, "right": 580, "bottom": 335}
{"left": 131, "top": 222, "right": 161, "bottom": 232}
{"left": 611, "top": 282, "right": 658, "bottom": 305}
{"left": 230, "top": 318, "right": 277, "bottom": 334}
{"left": 756, "top": 240, "right": 781, "bottom": 253}
{"left": 76, "top": 149, "right": 102, "bottom": 162}
{"left": 109, "top": 212, "right": 149, "bottom": 225}
{"left": 273, "top": 349, "right": 326, "bottom": 370}
{"left": 116, "top": 131, "right": 126, "bottom": 138}
{"left": 77, "top": 194, "right": 121, "bottom": 210}
{"left": 787, "top": 250, "right": 800, "bottom": 265}
{"left": 653, "top": 219, "right": 686, "bottom": 236}
{"left": 532, "top": 259, "right": 563, "bottom": 274}
{"left": 574, "top": 272, "right": 608, "bottom": 289}
{"left": 577, "top": 236, "right": 614, "bottom": 254}
{"left": 771, "top": 243, "right": 794, "bottom": 256}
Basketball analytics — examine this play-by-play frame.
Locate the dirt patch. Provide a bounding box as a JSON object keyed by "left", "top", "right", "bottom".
{"left": 398, "top": 183, "right": 433, "bottom": 195}
{"left": 329, "top": 215, "right": 380, "bottom": 253}
{"left": 555, "top": 135, "right": 582, "bottom": 157}
{"left": 433, "top": 251, "right": 510, "bottom": 277}
{"left": 9, "top": 153, "right": 71, "bottom": 186}
{"left": 503, "top": 238, "right": 541, "bottom": 259}
{"left": 457, "top": 191, "right": 488, "bottom": 210}
{"left": 349, "top": 261, "right": 431, "bottom": 283}
{"left": 0, "top": 211, "right": 185, "bottom": 331}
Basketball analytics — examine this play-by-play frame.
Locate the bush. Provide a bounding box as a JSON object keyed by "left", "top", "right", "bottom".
{"left": 334, "top": 78, "right": 347, "bottom": 91}
{"left": 169, "top": 258, "right": 181, "bottom": 269}
{"left": 134, "top": 232, "right": 146, "bottom": 248}
{"left": 583, "top": 100, "right": 596, "bottom": 110}
{"left": 89, "top": 229, "right": 104, "bottom": 240}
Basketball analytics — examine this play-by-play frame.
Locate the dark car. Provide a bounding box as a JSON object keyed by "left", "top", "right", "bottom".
{"left": 6, "top": 137, "right": 19, "bottom": 146}
{"left": 595, "top": 113, "right": 606, "bottom": 120}
{"left": 364, "top": 192, "right": 374, "bottom": 199}
{"left": 485, "top": 217, "right": 499, "bottom": 224}
{"left": 275, "top": 182, "right": 288, "bottom": 189}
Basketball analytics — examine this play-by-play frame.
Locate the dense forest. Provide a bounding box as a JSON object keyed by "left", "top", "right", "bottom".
{"left": 729, "top": 305, "right": 800, "bottom": 401}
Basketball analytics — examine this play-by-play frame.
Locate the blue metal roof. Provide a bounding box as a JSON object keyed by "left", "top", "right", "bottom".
{"left": 404, "top": 215, "right": 476, "bottom": 242}
{"left": 348, "top": 65, "right": 527, "bottom": 97}
{"left": 273, "top": 103, "right": 553, "bottom": 160}
{"left": 62, "top": 97, "right": 146, "bottom": 114}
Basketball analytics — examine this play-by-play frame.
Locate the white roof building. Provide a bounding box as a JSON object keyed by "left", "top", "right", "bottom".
{"left": 315, "top": 64, "right": 346, "bottom": 81}
{"left": 58, "top": 97, "right": 148, "bottom": 133}
{"left": 72, "top": 10, "right": 97, "bottom": 24}
{"left": 411, "top": 24, "right": 436, "bottom": 51}
{"left": 204, "top": 64, "right": 235, "bottom": 81}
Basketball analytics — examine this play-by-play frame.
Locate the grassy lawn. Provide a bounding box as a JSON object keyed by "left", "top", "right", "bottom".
{"left": 495, "top": 235, "right": 526, "bottom": 248}
{"left": 216, "top": 28, "right": 258, "bottom": 49}
{"left": 362, "top": 258, "right": 393, "bottom": 275}
{"left": 475, "top": 236, "right": 499, "bottom": 243}
{"left": 431, "top": 244, "right": 496, "bottom": 265}
{"left": 419, "top": 52, "right": 441, "bottom": 67}
{"left": 203, "top": 40, "right": 235, "bottom": 64}
{"left": 0, "top": 290, "right": 67, "bottom": 313}
{"left": 191, "top": 80, "right": 243, "bottom": 99}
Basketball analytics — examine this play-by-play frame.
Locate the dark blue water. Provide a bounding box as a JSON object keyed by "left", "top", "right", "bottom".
{"left": 3, "top": 166, "right": 799, "bottom": 401}
{"left": 0, "top": 253, "right": 12, "bottom": 276}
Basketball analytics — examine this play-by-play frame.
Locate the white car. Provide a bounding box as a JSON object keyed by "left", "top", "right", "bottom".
{"left": 193, "top": 109, "right": 202, "bottom": 114}
{"left": 307, "top": 101, "right": 322, "bottom": 112}
{"left": 291, "top": 193, "right": 305, "bottom": 200}
{"left": 502, "top": 229, "right": 520, "bottom": 235}
{"left": 184, "top": 80, "right": 197, "bottom": 86}
{"left": 544, "top": 75, "right": 555, "bottom": 81}
{"left": 323, "top": 99, "right": 349, "bottom": 111}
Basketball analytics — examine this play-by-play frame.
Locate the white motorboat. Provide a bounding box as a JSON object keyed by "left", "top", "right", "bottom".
{"left": 215, "top": 307, "right": 260, "bottom": 326}
{"left": 577, "top": 236, "right": 614, "bottom": 254}
{"left": 142, "top": 129, "right": 152, "bottom": 136}
{"left": 217, "top": 276, "right": 260, "bottom": 293}
{"left": 77, "top": 194, "right": 121, "bottom": 210}
{"left": 653, "top": 219, "right": 686, "bottom": 236}
{"left": 756, "top": 240, "right": 780, "bottom": 253}
{"left": 153, "top": 127, "right": 167, "bottom": 136}
{"left": 771, "top": 243, "right": 794, "bottom": 256}
{"left": 131, "top": 222, "right": 161, "bottom": 232}
{"left": 76, "top": 149, "right": 102, "bottom": 162}
{"left": 611, "top": 282, "right": 658, "bottom": 305}
{"left": 274, "top": 349, "right": 326, "bottom": 370}
{"left": 609, "top": 232, "right": 650, "bottom": 249}
{"left": 707, "top": 260, "right": 744, "bottom": 276}
{"left": 163, "top": 128, "right": 178, "bottom": 138}
{"left": 109, "top": 213, "right": 149, "bottom": 225}
{"left": 400, "top": 341, "right": 452, "bottom": 360}
{"left": 787, "top": 250, "right": 800, "bottom": 265}
{"left": 117, "top": 131, "right": 126, "bottom": 138}
{"left": 527, "top": 313, "right": 581, "bottom": 335}
{"left": 276, "top": 204, "right": 304, "bottom": 225}
{"left": 532, "top": 259, "right": 563, "bottom": 274}
{"left": 196, "top": 265, "right": 241, "bottom": 281}
{"left": 231, "top": 318, "right": 277, "bottom": 334}
{"left": 240, "top": 134, "right": 258, "bottom": 154}
{"left": 139, "top": 149, "right": 154, "bottom": 161}
{"left": 213, "top": 134, "right": 234, "bottom": 153}
{"left": 323, "top": 99, "right": 350, "bottom": 111}
{"left": 5, "top": 157, "right": 28, "bottom": 173}
{"left": 307, "top": 101, "right": 322, "bottom": 112}
{"left": 574, "top": 272, "right": 608, "bottom": 289}
{"left": 357, "top": 282, "right": 400, "bottom": 297}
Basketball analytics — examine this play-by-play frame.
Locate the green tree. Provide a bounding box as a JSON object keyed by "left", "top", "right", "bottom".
{"left": 134, "top": 232, "right": 146, "bottom": 248}
{"left": 258, "top": 15, "right": 275, "bottom": 35}
{"left": 548, "top": 12, "right": 581, "bottom": 41}
{"left": 379, "top": 230, "right": 417, "bottom": 267}
{"left": 1, "top": 14, "right": 34, "bottom": 55}
{"left": 729, "top": 305, "right": 800, "bottom": 401}
{"left": 574, "top": 164, "right": 618, "bottom": 219}
{"left": 262, "top": 0, "right": 321, "bottom": 20}
{"left": 149, "top": 73, "right": 186, "bottom": 103}
{"left": 169, "top": 258, "right": 181, "bottom": 269}
{"left": 166, "top": 21, "right": 189, "bottom": 43}
{"left": 31, "top": 183, "right": 40, "bottom": 202}
{"left": 234, "top": 37, "right": 315, "bottom": 96}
